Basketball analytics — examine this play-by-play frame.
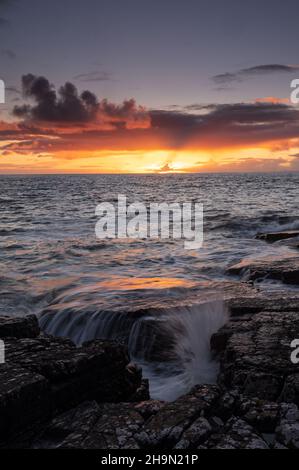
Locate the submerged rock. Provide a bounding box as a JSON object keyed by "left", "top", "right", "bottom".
{"left": 256, "top": 231, "right": 299, "bottom": 243}
{"left": 227, "top": 257, "right": 299, "bottom": 285}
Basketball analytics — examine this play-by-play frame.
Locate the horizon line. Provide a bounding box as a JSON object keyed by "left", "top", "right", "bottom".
{"left": 0, "top": 170, "right": 299, "bottom": 176}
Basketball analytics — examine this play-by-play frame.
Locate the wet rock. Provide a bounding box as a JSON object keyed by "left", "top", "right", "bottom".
{"left": 213, "top": 389, "right": 239, "bottom": 420}
{"left": 275, "top": 403, "right": 299, "bottom": 449}
{"left": 0, "top": 363, "right": 50, "bottom": 444}
{"left": 218, "top": 310, "right": 299, "bottom": 400}
{"left": 214, "top": 418, "right": 269, "bottom": 449}
{"left": 256, "top": 231, "right": 299, "bottom": 243}
{"left": 133, "top": 400, "right": 166, "bottom": 420}
{"left": 35, "top": 402, "right": 144, "bottom": 449}
{"left": 237, "top": 396, "right": 280, "bottom": 433}
{"left": 2, "top": 289, "right": 299, "bottom": 450}
{"left": 0, "top": 315, "right": 39, "bottom": 339}
{"left": 4, "top": 336, "right": 143, "bottom": 412}
{"left": 227, "top": 257, "right": 299, "bottom": 285}
{"left": 211, "top": 321, "right": 251, "bottom": 354}
{"left": 31, "top": 393, "right": 299, "bottom": 449}
{"left": 280, "top": 374, "right": 299, "bottom": 406}
{"left": 228, "top": 295, "right": 299, "bottom": 317}
{"left": 174, "top": 417, "right": 212, "bottom": 449}
{"left": 0, "top": 314, "right": 145, "bottom": 446}
{"left": 80, "top": 403, "right": 143, "bottom": 449}
{"left": 211, "top": 325, "right": 234, "bottom": 353}
{"left": 136, "top": 384, "right": 219, "bottom": 448}
{"left": 33, "top": 401, "right": 100, "bottom": 449}
{"left": 273, "top": 441, "right": 288, "bottom": 449}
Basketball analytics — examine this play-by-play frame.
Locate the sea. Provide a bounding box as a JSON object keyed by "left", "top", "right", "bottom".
{"left": 0, "top": 172, "right": 298, "bottom": 400}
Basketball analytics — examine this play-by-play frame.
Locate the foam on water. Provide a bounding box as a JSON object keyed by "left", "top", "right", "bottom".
{"left": 129, "top": 300, "right": 227, "bottom": 400}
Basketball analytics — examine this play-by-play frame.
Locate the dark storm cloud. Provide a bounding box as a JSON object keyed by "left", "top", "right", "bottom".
{"left": 212, "top": 64, "right": 299, "bottom": 84}
{"left": 74, "top": 71, "right": 112, "bottom": 82}
{"left": 199, "top": 102, "right": 299, "bottom": 126}
{"left": 152, "top": 102, "right": 299, "bottom": 130}
{"left": 100, "top": 98, "right": 146, "bottom": 119}
{"left": 13, "top": 74, "right": 99, "bottom": 122}
{"left": 11, "top": 74, "right": 150, "bottom": 130}
{"left": 150, "top": 110, "right": 202, "bottom": 129}
{"left": 149, "top": 102, "right": 299, "bottom": 148}
{"left": 3, "top": 74, "right": 299, "bottom": 155}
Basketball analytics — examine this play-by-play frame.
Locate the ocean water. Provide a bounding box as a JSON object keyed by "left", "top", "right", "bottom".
{"left": 0, "top": 173, "right": 298, "bottom": 400}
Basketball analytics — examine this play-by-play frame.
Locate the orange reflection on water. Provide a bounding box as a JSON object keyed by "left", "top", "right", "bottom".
{"left": 101, "top": 277, "right": 196, "bottom": 291}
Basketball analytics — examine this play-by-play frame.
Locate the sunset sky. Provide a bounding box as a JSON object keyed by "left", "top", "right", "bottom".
{"left": 1, "top": 0, "right": 299, "bottom": 173}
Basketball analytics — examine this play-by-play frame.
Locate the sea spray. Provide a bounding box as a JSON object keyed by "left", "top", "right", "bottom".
{"left": 128, "top": 300, "right": 227, "bottom": 400}
{"left": 40, "top": 299, "right": 228, "bottom": 401}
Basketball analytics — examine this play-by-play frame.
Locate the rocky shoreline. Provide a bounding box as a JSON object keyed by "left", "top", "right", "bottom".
{"left": 0, "top": 230, "right": 299, "bottom": 449}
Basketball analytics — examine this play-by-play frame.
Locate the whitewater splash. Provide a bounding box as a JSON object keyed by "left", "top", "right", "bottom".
{"left": 40, "top": 300, "right": 228, "bottom": 401}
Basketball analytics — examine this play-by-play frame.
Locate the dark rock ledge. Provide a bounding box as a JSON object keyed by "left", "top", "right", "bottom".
{"left": 0, "top": 315, "right": 148, "bottom": 448}
{"left": 228, "top": 229, "right": 299, "bottom": 285}
{"left": 227, "top": 257, "right": 299, "bottom": 285}
{"left": 1, "top": 294, "right": 299, "bottom": 449}
{"left": 256, "top": 231, "right": 299, "bottom": 244}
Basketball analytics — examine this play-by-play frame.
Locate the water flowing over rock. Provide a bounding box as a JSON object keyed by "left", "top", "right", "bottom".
{"left": 227, "top": 257, "right": 299, "bottom": 285}
{"left": 1, "top": 293, "right": 299, "bottom": 449}
{"left": 41, "top": 299, "right": 228, "bottom": 401}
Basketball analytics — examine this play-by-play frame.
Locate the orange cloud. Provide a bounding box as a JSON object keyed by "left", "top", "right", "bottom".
{"left": 2, "top": 75, "right": 299, "bottom": 173}
{"left": 255, "top": 96, "right": 290, "bottom": 104}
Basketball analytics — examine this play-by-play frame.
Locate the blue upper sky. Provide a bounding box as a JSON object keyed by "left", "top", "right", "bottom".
{"left": 1, "top": 0, "right": 299, "bottom": 108}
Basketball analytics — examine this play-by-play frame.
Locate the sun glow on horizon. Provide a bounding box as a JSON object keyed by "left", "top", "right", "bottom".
{"left": 1, "top": 144, "right": 299, "bottom": 174}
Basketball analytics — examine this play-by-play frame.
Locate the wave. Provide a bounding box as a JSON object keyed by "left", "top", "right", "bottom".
{"left": 210, "top": 215, "right": 299, "bottom": 236}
